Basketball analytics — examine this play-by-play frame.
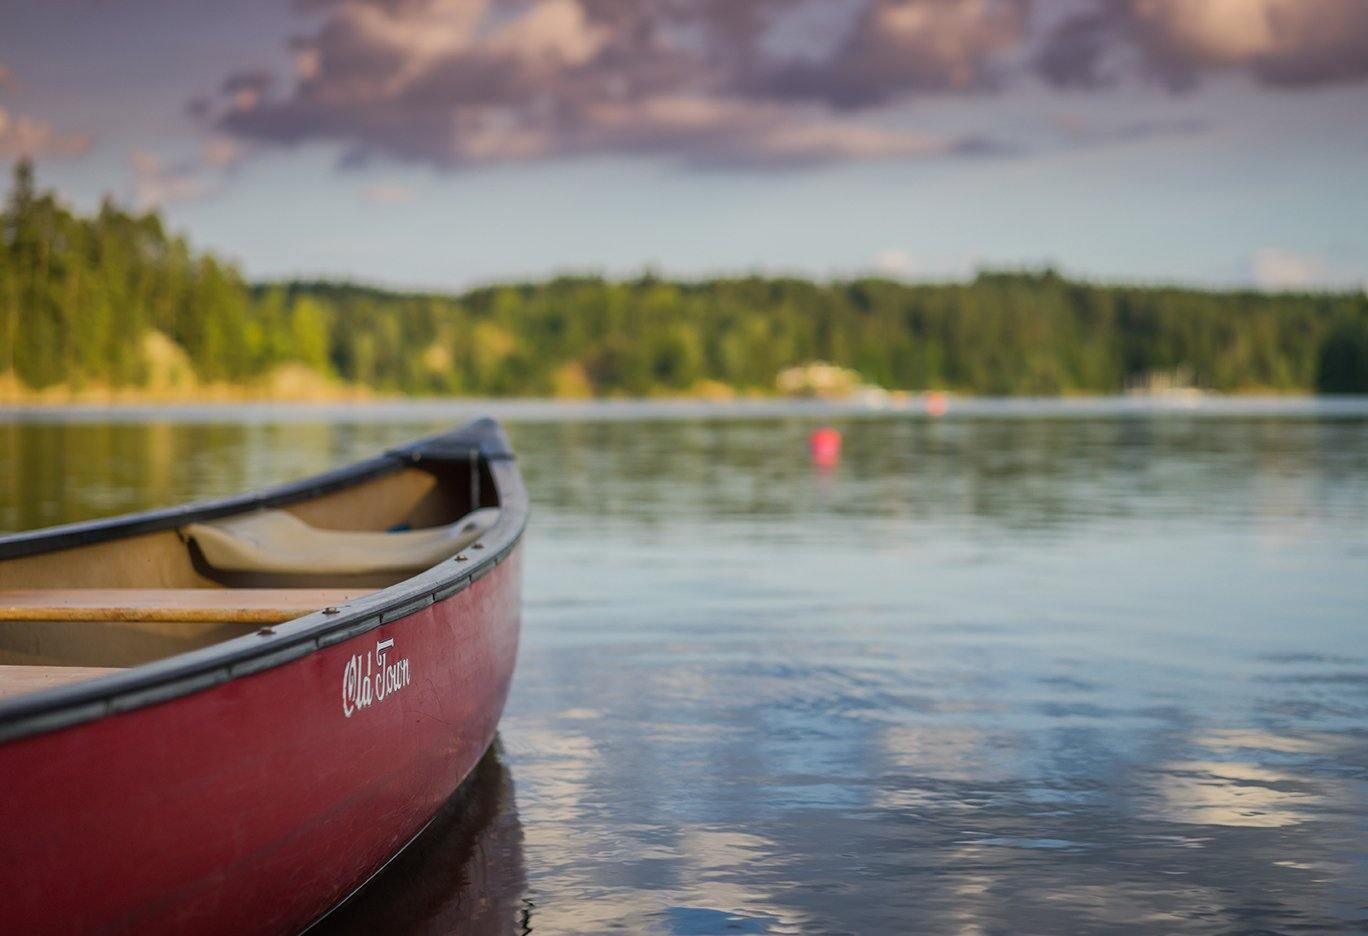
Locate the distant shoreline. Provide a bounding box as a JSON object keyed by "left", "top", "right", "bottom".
{"left": 6, "top": 163, "right": 1367, "bottom": 400}
{"left": 6, "top": 394, "right": 1366, "bottom": 427}
{"left": 0, "top": 387, "right": 1314, "bottom": 408}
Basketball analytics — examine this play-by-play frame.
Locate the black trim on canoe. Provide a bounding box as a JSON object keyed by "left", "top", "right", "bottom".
{"left": 0, "top": 418, "right": 528, "bottom": 744}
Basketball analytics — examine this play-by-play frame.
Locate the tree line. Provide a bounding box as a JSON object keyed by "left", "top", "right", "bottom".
{"left": 3, "top": 159, "right": 1367, "bottom": 397}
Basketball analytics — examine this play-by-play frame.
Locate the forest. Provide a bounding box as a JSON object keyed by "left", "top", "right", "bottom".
{"left": 3, "top": 160, "right": 1367, "bottom": 399}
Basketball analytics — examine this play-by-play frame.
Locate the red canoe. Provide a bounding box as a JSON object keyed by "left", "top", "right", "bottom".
{"left": 0, "top": 418, "right": 526, "bottom": 935}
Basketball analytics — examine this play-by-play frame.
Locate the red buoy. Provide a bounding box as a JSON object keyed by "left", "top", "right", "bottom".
{"left": 809, "top": 426, "right": 842, "bottom": 468}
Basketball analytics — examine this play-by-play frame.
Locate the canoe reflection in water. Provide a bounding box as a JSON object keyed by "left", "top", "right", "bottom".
{"left": 317, "top": 740, "right": 529, "bottom": 936}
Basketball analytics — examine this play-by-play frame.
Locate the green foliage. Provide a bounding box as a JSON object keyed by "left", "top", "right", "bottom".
{"left": 1316, "top": 320, "right": 1368, "bottom": 393}
{"left": 287, "top": 296, "right": 332, "bottom": 373}
{"left": 4, "top": 160, "right": 1367, "bottom": 397}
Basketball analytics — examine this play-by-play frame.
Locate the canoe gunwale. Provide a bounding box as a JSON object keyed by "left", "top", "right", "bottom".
{"left": 0, "top": 417, "right": 527, "bottom": 744}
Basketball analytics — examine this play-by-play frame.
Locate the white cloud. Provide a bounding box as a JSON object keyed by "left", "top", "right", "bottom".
{"left": 873, "top": 248, "right": 913, "bottom": 275}
{"left": 869, "top": 248, "right": 985, "bottom": 280}
{"left": 1247, "top": 247, "right": 1328, "bottom": 291}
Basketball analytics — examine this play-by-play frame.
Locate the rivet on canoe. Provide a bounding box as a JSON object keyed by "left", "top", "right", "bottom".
{"left": 323, "top": 606, "right": 340, "bottom": 615}
{"left": 257, "top": 626, "right": 275, "bottom": 636}
{"left": 472, "top": 542, "right": 485, "bottom": 550}
{"left": 456, "top": 554, "right": 469, "bottom": 562}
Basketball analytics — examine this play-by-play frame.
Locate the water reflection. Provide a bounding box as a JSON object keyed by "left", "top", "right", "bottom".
{"left": 4, "top": 403, "right": 1368, "bottom": 932}
{"left": 316, "top": 743, "right": 528, "bottom": 935}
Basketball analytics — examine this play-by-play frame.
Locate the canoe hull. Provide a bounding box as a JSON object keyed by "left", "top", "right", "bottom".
{"left": 0, "top": 547, "right": 521, "bottom": 935}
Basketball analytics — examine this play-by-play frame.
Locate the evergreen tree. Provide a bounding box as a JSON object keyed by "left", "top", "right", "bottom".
{"left": 1316, "top": 321, "right": 1368, "bottom": 394}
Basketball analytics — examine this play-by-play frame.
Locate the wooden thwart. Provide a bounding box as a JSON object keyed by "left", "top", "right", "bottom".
{"left": 0, "top": 664, "right": 123, "bottom": 700}
{"left": 0, "top": 589, "right": 370, "bottom": 625}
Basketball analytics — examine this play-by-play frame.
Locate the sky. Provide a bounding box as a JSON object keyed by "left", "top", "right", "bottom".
{"left": 1, "top": 0, "right": 1366, "bottom": 293}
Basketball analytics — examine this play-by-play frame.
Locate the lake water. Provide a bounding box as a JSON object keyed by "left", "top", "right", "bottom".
{"left": 3, "top": 399, "right": 1367, "bottom": 934}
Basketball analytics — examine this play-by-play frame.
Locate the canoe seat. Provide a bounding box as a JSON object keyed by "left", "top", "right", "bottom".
{"left": 0, "top": 590, "right": 367, "bottom": 668}
{"left": 181, "top": 507, "right": 498, "bottom": 578}
{"left": 0, "top": 589, "right": 369, "bottom": 624}
{"left": 0, "top": 664, "right": 123, "bottom": 700}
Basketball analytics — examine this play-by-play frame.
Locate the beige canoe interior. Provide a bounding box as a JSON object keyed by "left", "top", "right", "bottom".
{"left": 0, "top": 463, "right": 494, "bottom": 701}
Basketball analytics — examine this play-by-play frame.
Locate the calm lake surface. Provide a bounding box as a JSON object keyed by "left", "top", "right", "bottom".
{"left": 3, "top": 398, "right": 1368, "bottom": 934}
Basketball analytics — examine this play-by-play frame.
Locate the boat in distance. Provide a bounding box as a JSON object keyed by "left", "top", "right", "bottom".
{"left": 0, "top": 418, "right": 527, "bottom": 935}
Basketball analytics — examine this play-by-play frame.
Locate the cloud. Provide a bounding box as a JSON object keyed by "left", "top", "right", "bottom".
{"left": 206, "top": 0, "right": 1013, "bottom": 170}
{"left": 0, "top": 66, "right": 93, "bottom": 160}
{"left": 868, "top": 247, "right": 982, "bottom": 280}
{"left": 1247, "top": 247, "right": 1329, "bottom": 290}
{"left": 756, "top": 0, "right": 1030, "bottom": 108}
{"left": 1133, "top": 0, "right": 1368, "bottom": 87}
{"left": 221, "top": 69, "right": 276, "bottom": 113}
{"left": 361, "top": 182, "right": 415, "bottom": 204}
{"left": 130, "top": 138, "right": 245, "bottom": 206}
{"left": 873, "top": 248, "right": 913, "bottom": 275}
{"left": 202, "top": 0, "right": 1368, "bottom": 172}
{"left": 1045, "top": 113, "right": 1208, "bottom": 147}
{"left": 1034, "top": 7, "right": 1118, "bottom": 90}
{"left": 202, "top": 137, "right": 247, "bottom": 170}
{"left": 132, "top": 149, "right": 212, "bottom": 206}
{"left": 567, "top": 95, "right": 965, "bottom": 169}
{"left": 0, "top": 107, "right": 94, "bottom": 160}
{"left": 1041, "top": 0, "right": 1368, "bottom": 90}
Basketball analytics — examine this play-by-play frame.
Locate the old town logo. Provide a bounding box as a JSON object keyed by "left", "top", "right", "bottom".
{"left": 342, "top": 637, "right": 412, "bottom": 717}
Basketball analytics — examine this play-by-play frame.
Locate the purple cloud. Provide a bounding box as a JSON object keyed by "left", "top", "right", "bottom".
{"left": 221, "top": 69, "right": 277, "bottom": 113}
{"left": 1041, "top": 0, "right": 1368, "bottom": 91}
{"left": 202, "top": 0, "right": 1367, "bottom": 172}
{"left": 753, "top": 0, "right": 1030, "bottom": 108}
{"left": 208, "top": 0, "right": 1017, "bottom": 169}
